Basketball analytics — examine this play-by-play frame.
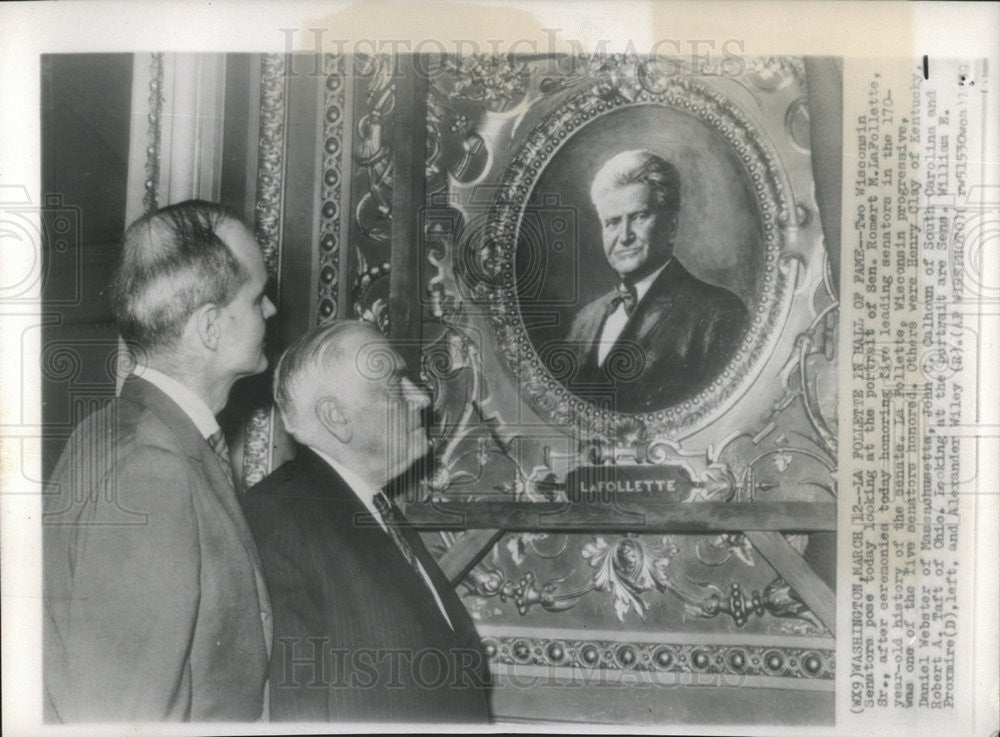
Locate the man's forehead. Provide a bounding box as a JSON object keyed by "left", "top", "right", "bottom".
{"left": 219, "top": 218, "right": 258, "bottom": 251}
{"left": 597, "top": 184, "right": 654, "bottom": 217}
{"left": 220, "top": 219, "right": 266, "bottom": 275}
{"left": 218, "top": 216, "right": 249, "bottom": 239}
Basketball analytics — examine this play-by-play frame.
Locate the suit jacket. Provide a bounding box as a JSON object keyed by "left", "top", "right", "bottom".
{"left": 43, "top": 376, "right": 272, "bottom": 722}
{"left": 240, "top": 448, "right": 491, "bottom": 723}
{"left": 566, "top": 259, "right": 749, "bottom": 413}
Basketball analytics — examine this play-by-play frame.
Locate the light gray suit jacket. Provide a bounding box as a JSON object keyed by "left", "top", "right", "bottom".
{"left": 43, "top": 376, "right": 272, "bottom": 722}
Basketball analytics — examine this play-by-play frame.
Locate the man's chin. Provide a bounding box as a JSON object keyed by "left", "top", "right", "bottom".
{"left": 246, "top": 350, "right": 269, "bottom": 375}
{"left": 611, "top": 256, "right": 644, "bottom": 276}
{"left": 231, "top": 355, "right": 269, "bottom": 383}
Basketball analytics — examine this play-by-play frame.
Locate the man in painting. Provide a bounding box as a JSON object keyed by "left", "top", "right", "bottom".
{"left": 240, "top": 320, "right": 491, "bottom": 723}
{"left": 567, "top": 149, "right": 750, "bottom": 413}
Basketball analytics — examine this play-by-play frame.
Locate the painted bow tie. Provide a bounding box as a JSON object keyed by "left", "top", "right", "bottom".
{"left": 609, "top": 284, "right": 638, "bottom": 316}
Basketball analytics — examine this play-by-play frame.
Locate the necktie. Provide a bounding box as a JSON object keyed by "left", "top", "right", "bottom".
{"left": 207, "top": 429, "right": 236, "bottom": 489}
{"left": 373, "top": 491, "right": 456, "bottom": 630}
{"left": 610, "top": 284, "right": 638, "bottom": 316}
{"left": 372, "top": 491, "right": 421, "bottom": 573}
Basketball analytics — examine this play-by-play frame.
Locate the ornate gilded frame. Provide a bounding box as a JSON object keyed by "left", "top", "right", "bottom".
{"left": 419, "top": 54, "right": 836, "bottom": 637}
{"left": 481, "top": 72, "right": 797, "bottom": 444}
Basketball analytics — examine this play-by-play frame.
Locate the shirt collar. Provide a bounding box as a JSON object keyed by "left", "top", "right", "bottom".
{"left": 310, "top": 447, "right": 387, "bottom": 531}
{"left": 630, "top": 259, "right": 671, "bottom": 303}
{"left": 132, "top": 365, "right": 220, "bottom": 439}
{"left": 311, "top": 447, "right": 454, "bottom": 630}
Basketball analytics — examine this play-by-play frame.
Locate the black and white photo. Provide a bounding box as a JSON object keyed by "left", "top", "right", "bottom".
{"left": 1, "top": 3, "right": 997, "bottom": 736}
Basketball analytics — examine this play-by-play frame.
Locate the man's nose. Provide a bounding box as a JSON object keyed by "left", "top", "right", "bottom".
{"left": 620, "top": 219, "right": 635, "bottom": 242}
{"left": 402, "top": 377, "right": 431, "bottom": 410}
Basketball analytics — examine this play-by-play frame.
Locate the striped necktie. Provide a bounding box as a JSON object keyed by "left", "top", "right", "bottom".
{"left": 372, "top": 491, "right": 420, "bottom": 573}
{"left": 207, "top": 429, "right": 236, "bottom": 489}
{"left": 373, "top": 490, "right": 455, "bottom": 629}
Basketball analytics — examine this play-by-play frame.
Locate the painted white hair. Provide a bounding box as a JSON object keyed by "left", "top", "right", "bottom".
{"left": 589, "top": 149, "right": 681, "bottom": 217}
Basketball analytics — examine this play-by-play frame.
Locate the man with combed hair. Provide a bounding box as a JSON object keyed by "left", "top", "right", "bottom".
{"left": 240, "top": 320, "right": 491, "bottom": 723}
{"left": 567, "top": 149, "right": 749, "bottom": 412}
{"left": 43, "top": 200, "right": 277, "bottom": 722}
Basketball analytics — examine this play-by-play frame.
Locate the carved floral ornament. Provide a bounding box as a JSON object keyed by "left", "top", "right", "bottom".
{"left": 466, "top": 70, "right": 797, "bottom": 446}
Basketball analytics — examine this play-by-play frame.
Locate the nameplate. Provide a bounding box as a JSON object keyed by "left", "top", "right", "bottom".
{"left": 565, "top": 465, "right": 692, "bottom": 503}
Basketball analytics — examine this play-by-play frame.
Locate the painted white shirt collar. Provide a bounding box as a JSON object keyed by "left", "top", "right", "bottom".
{"left": 131, "top": 365, "right": 220, "bottom": 440}
{"left": 597, "top": 260, "right": 672, "bottom": 366}
{"left": 628, "top": 258, "right": 671, "bottom": 303}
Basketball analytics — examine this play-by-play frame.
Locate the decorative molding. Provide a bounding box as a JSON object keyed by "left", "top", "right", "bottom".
{"left": 142, "top": 53, "right": 165, "bottom": 214}
{"left": 746, "top": 56, "right": 808, "bottom": 93}
{"left": 353, "top": 262, "right": 392, "bottom": 335}
{"left": 345, "top": 54, "right": 398, "bottom": 334}
{"left": 429, "top": 55, "right": 531, "bottom": 113}
{"left": 240, "top": 409, "right": 274, "bottom": 489}
{"left": 352, "top": 54, "right": 395, "bottom": 247}
{"left": 461, "top": 535, "right": 821, "bottom": 629}
{"left": 316, "top": 54, "right": 346, "bottom": 324}
{"left": 481, "top": 633, "right": 833, "bottom": 681}
{"left": 242, "top": 54, "right": 288, "bottom": 489}
{"left": 482, "top": 73, "right": 794, "bottom": 445}
{"left": 253, "top": 53, "right": 287, "bottom": 278}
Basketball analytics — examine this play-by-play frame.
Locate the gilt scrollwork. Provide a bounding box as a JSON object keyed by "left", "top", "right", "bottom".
{"left": 420, "top": 322, "right": 560, "bottom": 501}
{"left": 353, "top": 54, "right": 395, "bottom": 245}
{"left": 456, "top": 528, "right": 824, "bottom": 630}
{"left": 428, "top": 54, "right": 530, "bottom": 113}
{"left": 352, "top": 261, "right": 392, "bottom": 335}
{"left": 254, "top": 53, "right": 287, "bottom": 277}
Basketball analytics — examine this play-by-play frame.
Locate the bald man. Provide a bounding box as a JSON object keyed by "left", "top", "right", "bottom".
{"left": 240, "top": 321, "right": 491, "bottom": 723}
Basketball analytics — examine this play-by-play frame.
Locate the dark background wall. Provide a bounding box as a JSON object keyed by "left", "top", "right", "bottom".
{"left": 40, "top": 54, "right": 133, "bottom": 478}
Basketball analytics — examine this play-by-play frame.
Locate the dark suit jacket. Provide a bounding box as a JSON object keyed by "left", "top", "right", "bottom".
{"left": 566, "top": 259, "right": 749, "bottom": 412}
{"left": 241, "top": 448, "right": 491, "bottom": 723}
{"left": 43, "top": 376, "right": 272, "bottom": 722}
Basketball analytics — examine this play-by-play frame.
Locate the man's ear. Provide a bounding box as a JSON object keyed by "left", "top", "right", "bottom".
{"left": 316, "top": 396, "right": 351, "bottom": 443}
{"left": 276, "top": 405, "right": 295, "bottom": 436}
{"left": 191, "top": 303, "right": 222, "bottom": 351}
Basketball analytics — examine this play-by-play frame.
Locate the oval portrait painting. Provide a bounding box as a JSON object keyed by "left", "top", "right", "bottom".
{"left": 514, "top": 104, "right": 765, "bottom": 416}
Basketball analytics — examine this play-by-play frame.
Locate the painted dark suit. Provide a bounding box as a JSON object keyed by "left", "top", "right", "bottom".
{"left": 240, "top": 448, "right": 491, "bottom": 723}
{"left": 43, "top": 376, "right": 272, "bottom": 722}
{"left": 566, "top": 259, "right": 749, "bottom": 413}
